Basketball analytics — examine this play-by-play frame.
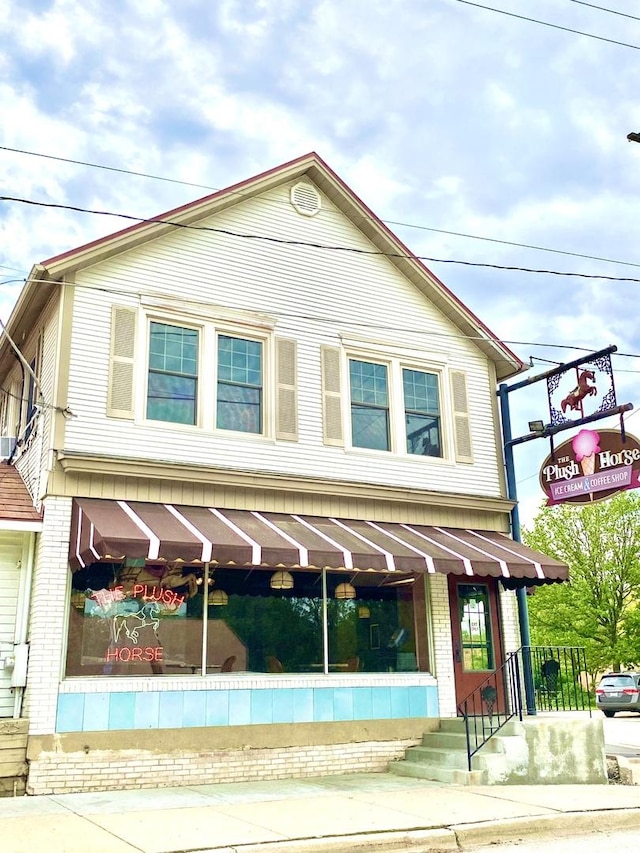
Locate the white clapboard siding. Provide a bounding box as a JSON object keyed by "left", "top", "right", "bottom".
{"left": 0, "top": 533, "right": 24, "bottom": 718}
{"left": 63, "top": 180, "right": 504, "bottom": 499}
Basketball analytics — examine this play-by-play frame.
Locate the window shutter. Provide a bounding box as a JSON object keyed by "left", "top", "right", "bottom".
{"left": 107, "top": 306, "right": 137, "bottom": 419}
{"left": 276, "top": 337, "right": 298, "bottom": 441}
{"left": 321, "top": 346, "right": 344, "bottom": 447}
{"left": 450, "top": 370, "right": 473, "bottom": 463}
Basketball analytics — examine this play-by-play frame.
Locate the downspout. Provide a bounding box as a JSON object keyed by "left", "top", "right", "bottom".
{"left": 12, "top": 530, "right": 37, "bottom": 719}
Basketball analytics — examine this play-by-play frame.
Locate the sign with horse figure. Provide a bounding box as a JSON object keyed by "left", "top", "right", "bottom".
{"left": 546, "top": 352, "right": 617, "bottom": 426}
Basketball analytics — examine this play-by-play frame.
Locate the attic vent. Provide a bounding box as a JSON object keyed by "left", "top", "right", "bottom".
{"left": 290, "top": 182, "right": 321, "bottom": 217}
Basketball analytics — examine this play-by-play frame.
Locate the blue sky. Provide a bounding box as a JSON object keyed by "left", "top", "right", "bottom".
{"left": 1, "top": 0, "right": 640, "bottom": 524}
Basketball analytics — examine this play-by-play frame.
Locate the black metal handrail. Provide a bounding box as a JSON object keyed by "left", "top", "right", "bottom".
{"left": 457, "top": 645, "right": 590, "bottom": 772}
{"left": 457, "top": 651, "right": 523, "bottom": 772}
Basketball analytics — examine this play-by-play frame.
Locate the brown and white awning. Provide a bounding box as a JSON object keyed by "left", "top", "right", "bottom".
{"left": 69, "top": 498, "right": 568, "bottom": 583}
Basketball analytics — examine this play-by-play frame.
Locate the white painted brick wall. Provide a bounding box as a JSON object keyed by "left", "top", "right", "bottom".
{"left": 27, "top": 739, "right": 420, "bottom": 795}
{"left": 500, "top": 587, "right": 520, "bottom": 654}
{"left": 23, "top": 496, "right": 72, "bottom": 734}
{"left": 428, "top": 574, "right": 456, "bottom": 717}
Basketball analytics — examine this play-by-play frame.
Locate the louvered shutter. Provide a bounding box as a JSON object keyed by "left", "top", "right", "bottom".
{"left": 276, "top": 337, "right": 298, "bottom": 441}
{"left": 450, "top": 370, "right": 473, "bottom": 463}
{"left": 107, "top": 306, "right": 137, "bottom": 419}
{"left": 321, "top": 346, "right": 344, "bottom": 447}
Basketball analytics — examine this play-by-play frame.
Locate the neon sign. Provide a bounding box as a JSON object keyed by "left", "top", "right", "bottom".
{"left": 105, "top": 646, "right": 163, "bottom": 663}
{"left": 90, "top": 585, "right": 185, "bottom": 609}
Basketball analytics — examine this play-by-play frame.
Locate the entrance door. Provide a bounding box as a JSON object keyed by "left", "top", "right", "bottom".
{"left": 448, "top": 576, "right": 504, "bottom": 711}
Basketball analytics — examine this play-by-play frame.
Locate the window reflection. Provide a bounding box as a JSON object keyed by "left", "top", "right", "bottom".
{"left": 66, "top": 564, "right": 425, "bottom": 677}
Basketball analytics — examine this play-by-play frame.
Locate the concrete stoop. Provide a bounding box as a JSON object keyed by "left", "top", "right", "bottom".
{"left": 389, "top": 717, "right": 526, "bottom": 786}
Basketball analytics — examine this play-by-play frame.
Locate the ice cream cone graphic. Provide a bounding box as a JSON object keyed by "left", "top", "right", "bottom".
{"left": 580, "top": 453, "right": 596, "bottom": 476}
{"left": 572, "top": 429, "right": 601, "bottom": 500}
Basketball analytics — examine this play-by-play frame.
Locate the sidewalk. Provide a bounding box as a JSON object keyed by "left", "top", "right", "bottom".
{"left": 1, "top": 772, "right": 640, "bottom": 853}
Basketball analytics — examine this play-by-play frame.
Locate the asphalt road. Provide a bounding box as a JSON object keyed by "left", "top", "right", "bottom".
{"left": 602, "top": 712, "right": 640, "bottom": 756}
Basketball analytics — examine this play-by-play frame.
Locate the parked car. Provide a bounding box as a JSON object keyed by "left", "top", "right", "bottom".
{"left": 596, "top": 672, "right": 640, "bottom": 717}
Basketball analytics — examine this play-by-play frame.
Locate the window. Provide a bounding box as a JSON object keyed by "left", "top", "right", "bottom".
{"left": 403, "top": 368, "right": 441, "bottom": 457}
{"left": 349, "top": 359, "right": 390, "bottom": 450}
{"left": 146, "top": 322, "right": 199, "bottom": 425}
{"left": 65, "top": 563, "right": 426, "bottom": 677}
{"left": 110, "top": 307, "right": 293, "bottom": 436}
{"left": 217, "top": 335, "right": 263, "bottom": 434}
{"left": 457, "top": 583, "right": 494, "bottom": 671}
{"left": 324, "top": 346, "right": 469, "bottom": 460}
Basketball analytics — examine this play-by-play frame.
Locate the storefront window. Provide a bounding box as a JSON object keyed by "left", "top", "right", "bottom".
{"left": 66, "top": 563, "right": 425, "bottom": 677}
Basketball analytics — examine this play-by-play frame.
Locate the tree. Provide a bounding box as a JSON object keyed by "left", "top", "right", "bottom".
{"left": 523, "top": 491, "right": 640, "bottom": 675}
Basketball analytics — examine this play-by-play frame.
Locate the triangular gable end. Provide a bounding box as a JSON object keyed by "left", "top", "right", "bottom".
{"left": 7, "top": 153, "right": 524, "bottom": 381}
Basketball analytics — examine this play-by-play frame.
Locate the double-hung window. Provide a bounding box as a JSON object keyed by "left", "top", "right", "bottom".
{"left": 403, "top": 368, "right": 441, "bottom": 457}
{"left": 147, "top": 322, "right": 199, "bottom": 425}
{"left": 216, "top": 335, "right": 263, "bottom": 434}
{"left": 110, "top": 306, "right": 294, "bottom": 438}
{"left": 349, "top": 359, "right": 390, "bottom": 451}
{"left": 332, "top": 347, "right": 454, "bottom": 458}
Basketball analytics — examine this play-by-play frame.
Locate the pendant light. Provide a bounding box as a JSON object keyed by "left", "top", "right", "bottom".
{"left": 335, "top": 582, "right": 356, "bottom": 600}
{"left": 208, "top": 589, "right": 228, "bottom": 605}
{"left": 270, "top": 570, "right": 294, "bottom": 590}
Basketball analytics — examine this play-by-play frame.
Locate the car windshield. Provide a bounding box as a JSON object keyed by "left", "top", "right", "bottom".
{"left": 600, "top": 675, "right": 636, "bottom": 688}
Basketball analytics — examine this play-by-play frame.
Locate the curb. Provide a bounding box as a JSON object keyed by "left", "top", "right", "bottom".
{"left": 197, "top": 829, "right": 459, "bottom": 853}
{"left": 191, "top": 808, "right": 640, "bottom": 853}
{"left": 453, "top": 807, "right": 640, "bottom": 849}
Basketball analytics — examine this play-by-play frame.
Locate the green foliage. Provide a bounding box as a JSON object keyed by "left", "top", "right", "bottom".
{"left": 523, "top": 491, "right": 640, "bottom": 674}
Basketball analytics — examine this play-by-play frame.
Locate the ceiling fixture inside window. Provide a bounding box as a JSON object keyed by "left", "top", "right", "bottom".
{"left": 270, "top": 570, "right": 294, "bottom": 590}
{"left": 335, "top": 582, "right": 356, "bottom": 600}
{"left": 208, "top": 589, "right": 228, "bottom": 605}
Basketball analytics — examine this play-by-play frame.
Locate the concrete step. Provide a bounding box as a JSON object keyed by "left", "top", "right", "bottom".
{"left": 439, "top": 717, "right": 524, "bottom": 738}
{"left": 420, "top": 731, "right": 468, "bottom": 749}
{"left": 404, "top": 744, "right": 512, "bottom": 772}
{"left": 389, "top": 758, "right": 487, "bottom": 785}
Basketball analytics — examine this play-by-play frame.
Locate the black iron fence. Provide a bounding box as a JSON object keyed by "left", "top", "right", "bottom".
{"left": 527, "top": 645, "right": 591, "bottom": 713}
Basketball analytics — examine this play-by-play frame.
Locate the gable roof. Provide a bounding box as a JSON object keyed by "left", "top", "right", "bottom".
{"left": 10, "top": 152, "right": 524, "bottom": 380}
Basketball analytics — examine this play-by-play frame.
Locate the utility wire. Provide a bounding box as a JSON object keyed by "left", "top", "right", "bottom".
{"left": 567, "top": 0, "right": 640, "bottom": 23}
{"left": 3, "top": 145, "right": 640, "bottom": 271}
{"left": 3, "top": 194, "right": 640, "bottom": 283}
{"left": 4, "top": 271, "right": 640, "bottom": 368}
{"left": 453, "top": 0, "right": 640, "bottom": 50}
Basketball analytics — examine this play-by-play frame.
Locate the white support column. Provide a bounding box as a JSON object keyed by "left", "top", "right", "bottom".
{"left": 22, "top": 496, "right": 72, "bottom": 734}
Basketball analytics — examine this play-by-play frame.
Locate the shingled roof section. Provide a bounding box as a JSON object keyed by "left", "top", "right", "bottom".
{"left": 0, "top": 463, "right": 42, "bottom": 525}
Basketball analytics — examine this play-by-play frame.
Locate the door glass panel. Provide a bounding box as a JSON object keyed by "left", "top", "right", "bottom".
{"left": 458, "top": 583, "right": 494, "bottom": 672}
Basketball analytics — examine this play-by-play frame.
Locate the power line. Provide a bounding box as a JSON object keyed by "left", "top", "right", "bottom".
{"left": 6, "top": 271, "right": 640, "bottom": 368}
{"left": 386, "top": 220, "right": 640, "bottom": 270}
{"left": 3, "top": 145, "right": 640, "bottom": 271}
{"left": 453, "top": 0, "right": 640, "bottom": 50}
{"left": 567, "top": 0, "right": 640, "bottom": 23}
{"left": 4, "top": 193, "right": 640, "bottom": 283}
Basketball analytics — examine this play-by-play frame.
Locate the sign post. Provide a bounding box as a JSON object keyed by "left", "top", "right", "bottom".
{"left": 498, "top": 344, "right": 633, "bottom": 715}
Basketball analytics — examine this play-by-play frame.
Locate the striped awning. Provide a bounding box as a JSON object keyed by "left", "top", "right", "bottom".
{"left": 68, "top": 498, "right": 568, "bottom": 583}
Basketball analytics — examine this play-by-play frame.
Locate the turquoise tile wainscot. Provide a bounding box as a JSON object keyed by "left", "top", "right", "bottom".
{"left": 56, "top": 683, "right": 438, "bottom": 733}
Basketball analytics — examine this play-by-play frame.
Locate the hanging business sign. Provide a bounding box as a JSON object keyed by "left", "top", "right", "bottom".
{"left": 539, "top": 429, "right": 640, "bottom": 506}
{"left": 546, "top": 353, "right": 617, "bottom": 426}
